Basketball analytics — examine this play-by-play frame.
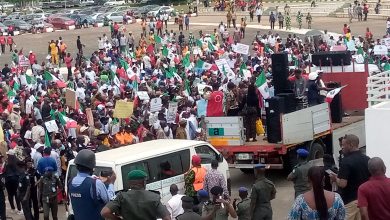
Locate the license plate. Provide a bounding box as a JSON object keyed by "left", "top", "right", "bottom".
{"left": 237, "top": 153, "right": 251, "bottom": 160}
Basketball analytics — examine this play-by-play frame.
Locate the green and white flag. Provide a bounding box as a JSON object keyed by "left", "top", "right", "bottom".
{"left": 208, "top": 41, "right": 216, "bottom": 51}
{"left": 196, "top": 60, "right": 213, "bottom": 70}
{"left": 196, "top": 39, "right": 203, "bottom": 48}
{"left": 154, "top": 34, "right": 166, "bottom": 44}
{"left": 182, "top": 54, "right": 191, "bottom": 68}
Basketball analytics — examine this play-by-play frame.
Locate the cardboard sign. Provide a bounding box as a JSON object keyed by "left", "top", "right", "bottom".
{"left": 111, "top": 124, "right": 120, "bottom": 135}
{"left": 381, "top": 37, "right": 390, "bottom": 49}
{"left": 65, "top": 89, "right": 77, "bottom": 109}
{"left": 232, "top": 43, "right": 250, "bottom": 55}
{"left": 85, "top": 108, "right": 94, "bottom": 127}
{"left": 137, "top": 91, "right": 150, "bottom": 100}
{"left": 45, "top": 120, "right": 59, "bottom": 133}
{"left": 113, "top": 100, "right": 134, "bottom": 118}
{"left": 215, "top": 59, "right": 235, "bottom": 79}
{"left": 167, "top": 102, "right": 178, "bottom": 123}
{"left": 150, "top": 98, "right": 162, "bottom": 113}
{"left": 374, "top": 45, "right": 388, "bottom": 55}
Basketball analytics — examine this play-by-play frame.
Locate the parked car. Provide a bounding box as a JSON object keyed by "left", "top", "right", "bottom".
{"left": 49, "top": 17, "right": 75, "bottom": 29}
{"left": 3, "top": 12, "right": 23, "bottom": 21}
{"left": 147, "top": 6, "right": 175, "bottom": 18}
{"left": 3, "top": 20, "right": 33, "bottom": 32}
{"left": 132, "top": 4, "right": 158, "bottom": 18}
{"left": 103, "top": 0, "right": 125, "bottom": 6}
{"left": 80, "top": 0, "right": 95, "bottom": 6}
{"left": 29, "top": 19, "right": 53, "bottom": 29}
{"left": 104, "top": 11, "right": 125, "bottom": 23}
{"left": 0, "top": 2, "right": 15, "bottom": 10}
{"left": 69, "top": 14, "right": 95, "bottom": 25}
{"left": 0, "top": 23, "right": 8, "bottom": 33}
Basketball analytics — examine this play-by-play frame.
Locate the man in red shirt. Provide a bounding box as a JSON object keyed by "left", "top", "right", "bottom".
{"left": 113, "top": 22, "right": 119, "bottom": 37}
{"left": 28, "top": 51, "right": 36, "bottom": 69}
{"left": 156, "top": 19, "right": 163, "bottom": 36}
{"left": 0, "top": 34, "right": 5, "bottom": 54}
{"left": 64, "top": 53, "right": 73, "bottom": 79}
{"left": 7, "top": 36, "right": 13, "bottom": 52}
{"left": 358, "top": 157, "right": 390, "bottom": 220}
{"left": 206, "top": 83, "right": 224, "bottom": 117}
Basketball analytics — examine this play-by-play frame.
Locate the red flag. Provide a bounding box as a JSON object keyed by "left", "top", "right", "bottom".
{"left": 206, "top": 91, "right": 224, "bottom": 117}
{"left": 146, "top": 44, "right": 154, "bottom": 54}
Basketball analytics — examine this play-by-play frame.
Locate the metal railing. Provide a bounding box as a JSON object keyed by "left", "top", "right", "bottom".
{"left": 367, "top": 70, "right": 390, "bottom": 106}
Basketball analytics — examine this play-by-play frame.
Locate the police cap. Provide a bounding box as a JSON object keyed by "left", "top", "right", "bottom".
{"left": 127, "top": 170, "right": 148, "bottom": 180}
{"left": 181, "top": 196, "right": 194, "bottom": 203}
{"left": 297, "top": 149, "right": 309, "bottom": 158}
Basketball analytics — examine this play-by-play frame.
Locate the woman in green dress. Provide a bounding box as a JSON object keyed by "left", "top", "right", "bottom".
{"left": 296, "top": 11, "right": 303, "bottom": 29}
{"left": 285, "top": 12, "right": 291, "bottom": 30}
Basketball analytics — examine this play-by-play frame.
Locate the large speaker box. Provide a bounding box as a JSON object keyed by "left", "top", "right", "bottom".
{"left": 277, "top": 92, "right": 297, "bottom": 113}
{"left": 271, "top": 53, "right": 289, "bottom": 95}
{"left": 327, "top": 82, "right": 343, "bottom": 123}
{"left": 311, "top": 51, "right": 351, "bottom": 66}
{"left": 265, "top": 96, "right": 285, "bottom": 143}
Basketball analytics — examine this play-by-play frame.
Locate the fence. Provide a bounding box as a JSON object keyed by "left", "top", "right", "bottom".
{"left": 367, "top": 70, "right": 390, "bottom": 107}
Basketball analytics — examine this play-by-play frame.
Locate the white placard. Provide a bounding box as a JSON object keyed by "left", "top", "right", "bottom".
{"left": 167, "top": 102, "right": 178, "bottom": 123}
{"left": 137, "top": 91, "right": 150, "bottom": 100}
{"left": 111, "top": 124, "right": 120, "bottom": 135}
{"left": 215, "top": 59, "right": 235, "bottom": 79}
{"left": 232, "top": 43, "right": 250, "bottom": 55}
{"left": 374, "top": 45, "right": 388, "bottom": 55}
{"left": 150, "top": 97, "right": 163, "bottom": 112}
{"left": 381, "top": 37, "right": 390, "bottom": 49}
{"left": 197, "top": 84, "right": 212, "bottom": 95}
{"left": 45, "top": 120, "right": 59, "bottom": 133}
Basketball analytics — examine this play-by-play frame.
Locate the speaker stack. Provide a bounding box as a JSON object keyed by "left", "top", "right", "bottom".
{"left": 271, "top": 53, "right": 290, "bottom": 95}
{"left": 265, "top": 96, "right": 285, "bottom": 143}
{"left": 311, "top": 51, "right": 351, "bottom": 66}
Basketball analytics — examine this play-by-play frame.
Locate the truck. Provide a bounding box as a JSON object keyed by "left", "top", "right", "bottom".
{"left": 206, "top": 65, "right": 370, "bottom": 172}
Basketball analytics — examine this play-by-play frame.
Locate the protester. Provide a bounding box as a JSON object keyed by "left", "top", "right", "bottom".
{"left": 166, "top": 184, "right": 184, "bottom": 219}
{"left": 185, "top": 155, "right": 206, "bottom": 204}
{"left": 204, "top": 159, "right": 229, "bottom": 197}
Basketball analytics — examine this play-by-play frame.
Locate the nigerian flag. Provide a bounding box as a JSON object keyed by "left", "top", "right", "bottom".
{"left": 58, "top": 112, "right": 75, "bottom": 126}
{"left": 44, "top": 131, "right": 51, "bottom": 148}
{"left": 184, "top": 79, "right": 191, "bottom": 96}
{"left": 166, "top": 66, "right": 177, "bottom": 78}
{"left": 208, "top": 41, "right": 216, "bottom": 51}
{"left": 196, "top": 39, "right": 203, "bottom": 48}
{"left": 182, "top": 54, "right": 190, "bottom": 68}
{"left": 26, "top": 74, "right": 37, "bottom": 85}
{"left": 119, "top": 58, "right": 129, "bottom": 71}
{"left": 7, "top": 89, "right": 16, "bottom": 98}
{"left": 222, "top": 65, "right": 227, "bottom": 76}
{"left": 255, "top": 71, "right": 266, "bottom": 88}
{"left": 154, "top": 34, "right": 162, "bottom": 43}
{"left": 239, "top": 62, "right": 247, "bottom": 76}
{"left": 384, "top": 63, "right": 390, "bottom": 71}
{"left": 256, "top": 71, "right": 270, "bottom": 99}
{"left": 196, "top": 60, "right": 213, "bottom": 70}
{"left": 357, "top": 47, "right": 364, "bottom": 55}
{"left": 162, "top": 46, "right": 169, "bottom": 57}
{"left": 13, "top": 81, "right": 20, "bottom": 91}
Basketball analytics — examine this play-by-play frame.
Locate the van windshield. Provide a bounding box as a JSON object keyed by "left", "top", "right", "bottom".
{"left": 67, "top": 164, "right": 113, "bottom": 183}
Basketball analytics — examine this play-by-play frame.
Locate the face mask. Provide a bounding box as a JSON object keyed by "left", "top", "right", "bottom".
{"left": 59, "top": 145, "right": 65, "bottom": 151}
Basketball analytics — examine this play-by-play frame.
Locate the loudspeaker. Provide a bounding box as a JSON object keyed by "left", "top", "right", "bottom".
{"left": 277, "top": 92, "right": 297, "bottom": 113}
{"left": 271, "top": 53, "right": 289, "bottom": 95}
{"left": 327, "top": 82, "right": 343, "bottom": 123}
{"left": 265, "top": 96, "right": 285, "bottom": 143}
{"left": 311, "top": 51, "right": 351, "bottom": 66}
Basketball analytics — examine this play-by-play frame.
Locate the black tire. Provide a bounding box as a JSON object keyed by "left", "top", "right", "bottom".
{"left": 240, "top": 168, "right": 254, "bottom": 174}
{"left": 308, "top": 142, "right": 325, "bottom": 160}
{"left": 283, "top": 148, "right": 298, "bottom": 173}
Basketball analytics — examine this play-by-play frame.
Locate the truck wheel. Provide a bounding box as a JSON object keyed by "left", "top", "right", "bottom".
{"left": 240, "top": 168, "right": 254, "bottom": 174}
{"left": 283, "top": 149, "right": 298, "bottom": 173}
{"left": 309, "top": 142, "right": 325, "bottom": 160}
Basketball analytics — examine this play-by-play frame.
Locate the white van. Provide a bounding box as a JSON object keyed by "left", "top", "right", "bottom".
{"left": 65, "top": 139, "right": 231, "bottom": 214}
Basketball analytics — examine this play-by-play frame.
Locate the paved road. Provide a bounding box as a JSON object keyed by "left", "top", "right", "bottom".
{"left": 5, "top": 168, "right": 294, "bottom": 220}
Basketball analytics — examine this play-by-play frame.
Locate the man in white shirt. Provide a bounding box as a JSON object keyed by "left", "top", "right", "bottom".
{"left": 85, "top": 65, "right": 96, "bottom": 84}
{"left": 166, "top": 184, "right": 184, "bottom": 219}
{"left": 76, "top": 83, "right": 86, "bottom": 102}
{"left": 256, "top": 7, "right": 263, "bottom": 23}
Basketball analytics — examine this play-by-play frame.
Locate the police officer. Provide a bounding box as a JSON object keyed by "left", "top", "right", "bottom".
{"left": 287, "top": 148, "right": 312, "bottom": 198}
{"left": 233, "top": 187, "right": 251, "bottom": 220}
{"left": 68, "top": 149, "right": 110, "bottom": 220}
{"left": 202, "top": 186, "right": 237, "bottom": 220}
{"left": 176, "top": 196, "right": 201, "bottom": 220}
{"left": 100, "top": 170, "right": 170, "bottom": 220}
{"left": 250, "top": 164, "right": 276, "bottom": 220}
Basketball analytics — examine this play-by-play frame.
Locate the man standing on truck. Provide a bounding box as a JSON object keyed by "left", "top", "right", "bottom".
{"left": 68, "top": 149, "right": 110, "bottom": 220}
{"left": 250, "top": 163, "right": 276, "bottom": 220}
{"left": 330, "top": 134, "right": 370, "bottom": 220}
{"left": 287, "top": 149, "right": 312, "bottom": 198}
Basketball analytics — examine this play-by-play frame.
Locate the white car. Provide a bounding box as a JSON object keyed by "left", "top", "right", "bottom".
{"left": 147, "top": 6, "right": 175, "bottom": 18}
{"left": 104, "top": 11, "right": 124, "bottom": 23}
{"left": 103, "top": 0, "right": 125, "bottom": 6}
{"left": 0, "top": 3, "right": 15, "bottom": 10}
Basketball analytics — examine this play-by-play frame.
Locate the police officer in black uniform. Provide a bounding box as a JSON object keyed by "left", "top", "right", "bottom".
{"left": 176, "top": 196, "right": 201, "bottom": 220}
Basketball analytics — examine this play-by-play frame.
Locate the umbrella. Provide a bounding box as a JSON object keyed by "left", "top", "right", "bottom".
{"left": 305, "top": 30, "right": 323, "bottom": 37}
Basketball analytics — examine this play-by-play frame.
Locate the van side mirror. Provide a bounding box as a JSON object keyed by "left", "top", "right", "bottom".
{"left": 217, "top": 154, "right": 224, "bottom": 162}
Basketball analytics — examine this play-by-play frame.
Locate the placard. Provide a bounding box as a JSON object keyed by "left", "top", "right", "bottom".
{"left": 45, "top": 120, "right": 59, "bottom": 133}
{"left": 65, "top": 89, "right": 76, "bottom": 109}
{"left": 374, "top": 45, "right": 388, "bottom": 55}
{"left": 215, "top": 59, "right": 235, "bottom": 79}
{"left": 232, "top": 43, "right": 250, "bottom": 55}
{"left": 137, "top": 91, "right": 150, "bottom": 100}
{"left": 111, "top": 124, "right": 120, "bottom": 135}
{"left": 381, "top": 37, "right": 390, "bottom": 49}
{"left": 167, "top": 102, "right": 178, "bottom": 123}
{"left": 150, "top": 98, "right": 162, "bottom": 113}
{"left": 85, "top": 108, "right": 94, "bottom": 127}
{"left": 197, "top": 84, "right": 212, "bottom": 95}
{"left": 113, "top": 100, "right": 134, "bottom": 118}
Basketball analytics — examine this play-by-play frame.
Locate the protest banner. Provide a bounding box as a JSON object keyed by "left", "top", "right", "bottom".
{"left": 137, "top": 91, "right": 150, "bottom": 100}
{"left": 65, "top": 89, "right": 77, "bottom": 109}
{"left": 113, "top": 100, "right": 134, "bottom": 118}
{"left": 86, "top": 108, "right": 94, "bottom": 127}
{"left": 150, "top": 98, "right": 162, "bottom": 112}
{"left": 215, "top": 59, "right": 235, "bottom": 79}
{"left": 374, "top": 45, "right": 388, "bottom": 55}
{"left": 45, "top": 120, "right": 59, "bottom": 133}
{"left": 232, "top": 43, "right": 250, "bottom": 55}
{"left": 381, "top": 38, "right": 390, "bottom": 49}
{"left": 167, "top": 102, "right": 178, "bottom": 123}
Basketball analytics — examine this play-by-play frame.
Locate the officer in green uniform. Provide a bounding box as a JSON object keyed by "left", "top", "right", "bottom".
{"left": 233, "top": 187, "right": 251, "bottom": 220}
{"left": 202, "top": 186, "right": 237, "bottom": 220}
{"left": 100, "top": 170, "right": 170, "bottom": 220}
{"left": 287, "top": 149, "right": 312, "bottom": 198}
{"left": 176, "top": 196, "right": 202, "bottom": 220}
{"left": 250, "top": 164, "right": 276, "bottom": 220}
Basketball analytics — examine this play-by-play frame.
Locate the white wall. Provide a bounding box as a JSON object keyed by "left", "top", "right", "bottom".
{"left": 365, "top": 102, "right": 390, "bottom": 176}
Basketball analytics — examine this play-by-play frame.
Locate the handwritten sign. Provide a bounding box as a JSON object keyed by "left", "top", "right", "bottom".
{"left": 381, "top": 38, "right": 390, "bottom": 49}
{"left": 167, "top": 102, "right": 178, "bottom": 123}
{"left": 232, "top": 43, "right": 250, "bottom": 55}
{"left": 374, "top": 45, "right": 388, "bottom": 55}
{"left": 45, "top": 120, "right": 59, "bottom": 133}
{"left": 85, "top": 108, "right": 94, "bottom": 127}
{"left": 65, "top": 89, "right": 76, "bottom": 109}
{"left": 113, "top": 100, "right": 133, "bottom": 118}
{"left": 150, "top": 98, "right": 162, "bottom": 113}
{"left": 137, "top": 91, "right": 150, "bottom": 100}
{"left": 215, "top": 59, "right": 235, "bottom": 79}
